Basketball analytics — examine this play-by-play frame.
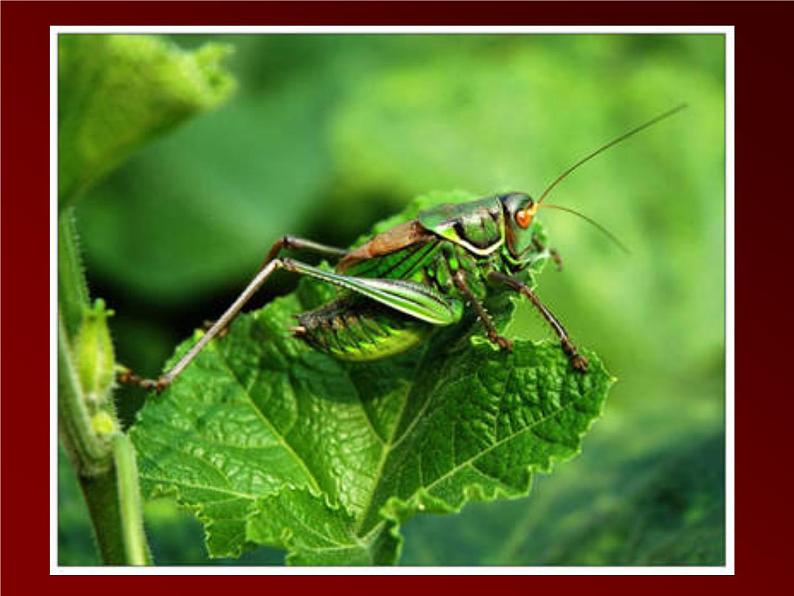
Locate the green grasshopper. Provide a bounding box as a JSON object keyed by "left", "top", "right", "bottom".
{"left": 131, "top": 105, "right": 685, "bottom": 391}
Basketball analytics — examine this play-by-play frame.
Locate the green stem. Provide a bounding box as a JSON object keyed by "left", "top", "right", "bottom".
{"left": 59, "top": 316, "right": 126, "bottom": 563}
{"left": 58, "top": 210, "right": 152, "bottom": 565}
{"left": 77, "top": 461, "right": 127, "bottom": 564}
{"left": 58, "top": 210, "right": 90, "bottom": 338}
{"left": 113, "top": 434, "right": 152, "bottom": 565}
{"left": 76, "top": 437, "right": 152, "bottom": 565}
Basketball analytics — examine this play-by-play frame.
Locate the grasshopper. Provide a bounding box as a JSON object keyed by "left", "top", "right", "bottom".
{"left": 128, "top": 105, "right": 685, "bottom": 391}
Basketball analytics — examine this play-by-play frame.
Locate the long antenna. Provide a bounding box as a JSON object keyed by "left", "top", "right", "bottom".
{"left": 541, "top": 203, "right": 630, "bottom": 254}
{"left": 537, "top": 104, "right": 688, "bottom": 205}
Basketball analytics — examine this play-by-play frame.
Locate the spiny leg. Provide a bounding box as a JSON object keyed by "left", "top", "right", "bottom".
{"left": 119, "top": 238, "right": 347, "bottom": 391}
{"left": 121, "top": 258, "right": 290, "bottom": 391}
{"left": 120, "top": 258, "right": 461, "bottom": 391}
{"left": 284, "top": 259, "right": 462, "bottom": 326}
{"left": 123, "top": 257, "right": 342, "bottom": 390}
{"left": 453, "top": 271, "right": 513, "bottom": 351}
{"left": 213, "top": 237, "right": 347, "bottom": 335}
{"left": 532, "top": 237, "right": 563, "bottom": 271}
{"left": 487, "top": 271, "right": 588, "bottom": 372}
{"left": 123, "top": 257, "right": 329, "bottom": 390}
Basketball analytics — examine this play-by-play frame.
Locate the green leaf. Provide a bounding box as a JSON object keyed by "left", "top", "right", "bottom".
{"left": 130, "top": 192, "right": 613, "bottom": 565}
{"left": 58, "top": 34, "right": 235, "bottom": 205}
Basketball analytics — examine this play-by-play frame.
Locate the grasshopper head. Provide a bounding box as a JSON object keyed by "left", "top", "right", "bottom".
{"left": 496, "top": 107, "right": 688, "bottom": 263}
{"left": 500, "top": 192, "right": 540, "bottom": 259}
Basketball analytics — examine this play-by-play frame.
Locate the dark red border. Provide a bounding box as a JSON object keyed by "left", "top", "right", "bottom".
{"left": 3, "top": 0, "right": 792, "bottom": 590}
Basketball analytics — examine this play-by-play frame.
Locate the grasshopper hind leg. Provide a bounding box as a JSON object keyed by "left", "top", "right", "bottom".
{"left": 293, "top": 296, "right": 434, "bottom": 362}
{"left": 259, "top": 235, "right": 347, "bottom": 272}
{"left": 195, "top": 237, "right": 349, "bottom": 346}
{"left": 120, "top": 255, "right": 462, "bottom": 391}
{"left": 119, "top": 258, "right": 293, "bottom": 391}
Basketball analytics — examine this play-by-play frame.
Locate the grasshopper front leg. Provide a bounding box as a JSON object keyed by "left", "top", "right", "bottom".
{"left": 532, "top": 237, "right": 563, "bottom": 272}
{"left": 452, "top": 271, "right": 513, "bottom": 351}
{"left": 487, "top": 270, "right": 588, "bottom": 373}
{"left": 126, "top": 258, "right": 462, "bottom": 391}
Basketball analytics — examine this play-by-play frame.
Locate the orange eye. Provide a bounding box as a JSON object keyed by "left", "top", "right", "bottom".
{"left": 515, "top": 209, "right": 532, "bottom": 229}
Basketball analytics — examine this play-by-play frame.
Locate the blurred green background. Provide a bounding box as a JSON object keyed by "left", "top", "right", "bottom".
{"left": 59, "top": 33, "right": 725, "bottom": 566}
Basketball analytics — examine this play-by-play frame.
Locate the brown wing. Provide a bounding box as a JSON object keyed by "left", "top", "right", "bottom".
{"left": 337, "top": 220, "right": 433, "bottom": 272}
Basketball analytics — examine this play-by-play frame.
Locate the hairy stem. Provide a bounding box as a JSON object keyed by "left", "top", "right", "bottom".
{"left": 113, "top": 434, "right": 152, "bottom": 565}
{"left": 76, "top": 459, "right": 126, "bottom": 564}
{"left": 58, "top": 210, "right": 152, "bottom": 565}
{"left": 58, "top": 319, "right": 113, "bottom": 476}
{"left": 58, "top": 210, "right": 90, "bottom": 337}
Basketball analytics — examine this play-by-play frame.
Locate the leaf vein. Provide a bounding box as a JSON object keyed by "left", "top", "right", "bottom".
{"left": 211, "top": 344, "right": 323, "bottom": 493}
{"left": 421, "top": 397, "right": 578, "bottom": 495}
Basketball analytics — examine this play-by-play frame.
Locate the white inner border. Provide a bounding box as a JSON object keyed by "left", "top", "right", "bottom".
{"left": 50, "top": 25, "right": 735, "bottom": 576}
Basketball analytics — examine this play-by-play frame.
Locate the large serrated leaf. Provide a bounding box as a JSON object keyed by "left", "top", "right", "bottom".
{"left": 129, "top": 192, "right": 613, "bottom": 565}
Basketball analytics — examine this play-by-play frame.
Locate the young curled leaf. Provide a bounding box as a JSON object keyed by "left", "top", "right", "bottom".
{"left": 58, "top": 34, "right": 236, "bottom": 205}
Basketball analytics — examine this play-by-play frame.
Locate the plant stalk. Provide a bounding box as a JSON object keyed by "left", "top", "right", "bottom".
{"left": 113, "top": 434, "right": 152, "bottom": 565}
{"left": 58, "top": 210, "right": 152, "bottom": 565}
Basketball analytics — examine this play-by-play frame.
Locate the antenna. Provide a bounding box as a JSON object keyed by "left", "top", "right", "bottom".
{"left": 537, "top": 104, "right": 688, "bottom": 205}
{"left": 541, "top": 203, "right": 630, "bottom": 254}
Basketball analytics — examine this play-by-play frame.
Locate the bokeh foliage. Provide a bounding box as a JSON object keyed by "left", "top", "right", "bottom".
{"left": 60, "top": 33, "right": 725, "bottom": 566}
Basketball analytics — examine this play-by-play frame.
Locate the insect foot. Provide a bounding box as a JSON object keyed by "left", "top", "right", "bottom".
{"left": 116, "top": 368, "right": 171, "bottom": 393}
{"left": 139, "top": 377, "right": 170, "bottom": 393}
{"left": 491, "top": 334, "right": 514, "bottom": 351}
{"left": 560, "top": 338, "right": 589, "bottom": 373}
{"left": 571, "top": 354, "right": 589, "bottom": 373}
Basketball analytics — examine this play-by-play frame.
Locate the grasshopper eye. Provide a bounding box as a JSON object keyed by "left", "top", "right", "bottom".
{"left": 515, "top": 209, "right": 532, "bottom": 229}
